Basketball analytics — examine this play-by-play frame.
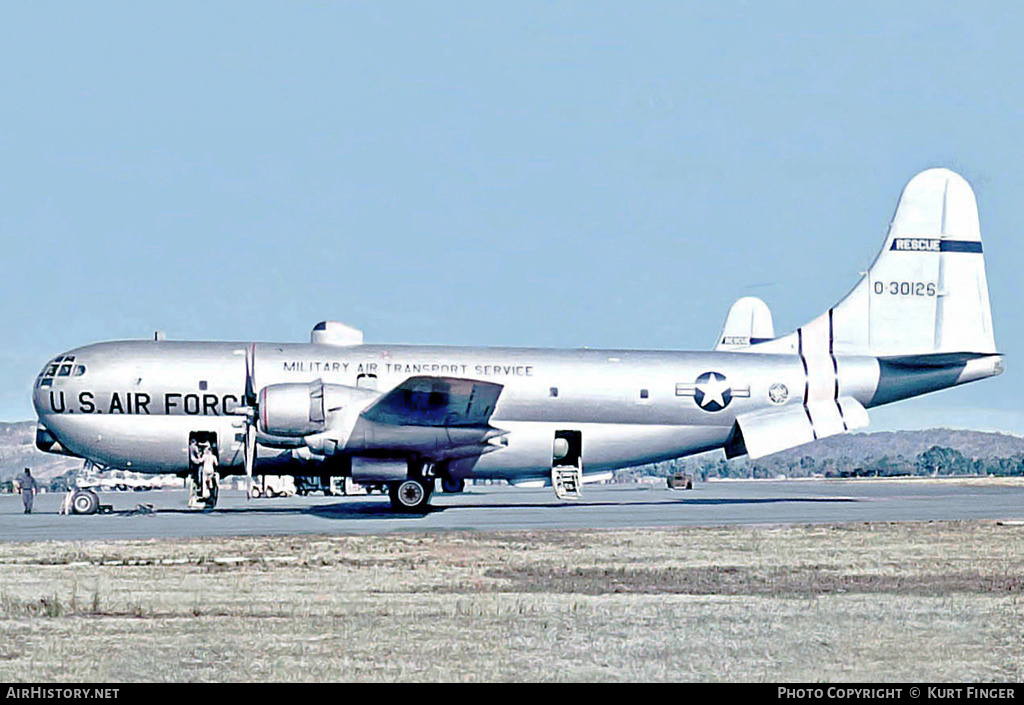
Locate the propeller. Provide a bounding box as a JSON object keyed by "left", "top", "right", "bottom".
{"left": 236, "top": 343, "right": 259, "bottom": 499}
{"left": 244, "top": 343, "right": 257, "bottom": 408}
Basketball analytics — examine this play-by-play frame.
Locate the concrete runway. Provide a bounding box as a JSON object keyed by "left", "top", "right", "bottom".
{"left": 2, "top": 478, "right": 1024, "bottom": 541}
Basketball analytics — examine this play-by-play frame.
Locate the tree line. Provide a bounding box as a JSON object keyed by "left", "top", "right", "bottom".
{"left": 618, "top": 445, "right": 1024, "bottom": 482}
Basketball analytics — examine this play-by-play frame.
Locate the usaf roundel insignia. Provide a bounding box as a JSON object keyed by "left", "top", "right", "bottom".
{"left": 694, "top": 372, "right": 731, "bottom": 411}
{"left": 675, "top": 372, "right": 750, "bottom": 412}
{"left": 675, "top": 370, "right": 749, "bottom": 409}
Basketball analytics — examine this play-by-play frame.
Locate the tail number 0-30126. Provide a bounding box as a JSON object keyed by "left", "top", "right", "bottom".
{"left": 873, "top": 281, "right": 937, "bottom": 297}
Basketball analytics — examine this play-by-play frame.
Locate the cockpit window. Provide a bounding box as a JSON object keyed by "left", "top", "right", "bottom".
{"left": 37, "top": 357, "right": 85, "bottom": 386}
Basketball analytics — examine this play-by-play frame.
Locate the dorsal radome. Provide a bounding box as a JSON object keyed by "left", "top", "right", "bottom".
{"left": 310, "top": 321, "right": 363, "bottom": 346}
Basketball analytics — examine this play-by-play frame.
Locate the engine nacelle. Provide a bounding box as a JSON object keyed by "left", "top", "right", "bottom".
{"left": 259, "top": 381, "right": 326, "bottom": 437}
{"left": 258, "top": 380, "right": 379, "bottom": 440}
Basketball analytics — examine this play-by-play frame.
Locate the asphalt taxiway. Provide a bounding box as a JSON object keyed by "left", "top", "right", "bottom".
{"left": 2, "top": 478, "right": 1023, "bottom": 541}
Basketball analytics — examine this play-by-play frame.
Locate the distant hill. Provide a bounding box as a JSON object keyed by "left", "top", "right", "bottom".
{"left": 761, "top": 428, "right": 1024, "bottom": 464}
{"left": 620, "top": 429, "right": 1024, "bottom": 480}
{"left": 0, "top": 421, "right": 82, "bottom": 483}
{"left": 4, "top": 419, "right": 1023, "bottom": 484}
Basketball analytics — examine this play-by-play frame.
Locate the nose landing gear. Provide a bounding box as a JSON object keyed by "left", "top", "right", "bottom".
{"left": 58, "top": 461, "right": 111, "bottom": 515}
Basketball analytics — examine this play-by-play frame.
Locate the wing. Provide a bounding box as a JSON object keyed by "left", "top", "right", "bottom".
{"left": 361, "top": 376, "right": 503, "bottom": 427}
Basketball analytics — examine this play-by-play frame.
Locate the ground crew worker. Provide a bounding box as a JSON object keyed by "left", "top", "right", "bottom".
{"left": 20, "top": 469, "right": 37, "bottom": 514}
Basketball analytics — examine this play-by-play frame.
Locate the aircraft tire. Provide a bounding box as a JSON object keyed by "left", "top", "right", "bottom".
{"left": 441, "top": 477, "right": 465, "bottom": 493}
{"left": 70, "top": 490, "right": 100, "bottom": 515}
{"left": 389, "top": 479, "right": 432, "bottom": 512}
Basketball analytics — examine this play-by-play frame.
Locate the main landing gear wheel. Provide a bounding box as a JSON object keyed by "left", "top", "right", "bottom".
{"left": 70, "top": 489, "right": 100, "bottom": 515}
{"left": 441, "top": 477, "right": 465, "bottom": 493}
{"left": 389, "top": 479, "right": 432, "bottom": 512}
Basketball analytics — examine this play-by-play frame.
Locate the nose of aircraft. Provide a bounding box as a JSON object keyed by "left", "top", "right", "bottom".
{"left": 33, "top": 349, "right": 92, "bottom": 456}
{"left": 32, "top": 350, "right": 88, "bottom": 418}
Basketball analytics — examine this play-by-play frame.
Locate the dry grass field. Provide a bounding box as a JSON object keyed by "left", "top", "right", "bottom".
{"left": 0, "top": 521, "right": 1022, "bottom": 682}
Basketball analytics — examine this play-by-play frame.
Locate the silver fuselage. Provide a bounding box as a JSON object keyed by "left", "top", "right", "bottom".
{"left": 32, "top": 168, "right": 1005, "bottom": 489}
{"left": 33, "top": 338, "right": 980, "bottom": 483}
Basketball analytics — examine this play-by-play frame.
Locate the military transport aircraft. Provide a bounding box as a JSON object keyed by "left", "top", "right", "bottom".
{"left": 33, "top": 168, "right": 1002, "bottom": 513}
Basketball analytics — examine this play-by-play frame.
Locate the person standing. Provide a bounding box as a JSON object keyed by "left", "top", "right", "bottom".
{"left": 200, "top": 443, "right": 218, "bottom": 499}
{"left": 19, "top": 469, "right": 37, "bottom": 514}
{"left": 188, "top": 438, "right": 202, "bottom": 471}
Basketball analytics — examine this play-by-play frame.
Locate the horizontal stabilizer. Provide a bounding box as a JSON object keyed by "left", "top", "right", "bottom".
{"left": 727, "top": 397, "right": 869, "bottom": 459}
{"left": 715, "top": 297, "right": 774, "bottom": 350}
{"left": 879, "top": 351, "right": 998, "bottom": 369}
{"left": 362, "top": 376, "right": 503, "bottom": 427}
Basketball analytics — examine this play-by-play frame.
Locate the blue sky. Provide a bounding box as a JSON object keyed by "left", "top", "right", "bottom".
{"left": 1, "top": 2, "right": 1021, "bottom": 432}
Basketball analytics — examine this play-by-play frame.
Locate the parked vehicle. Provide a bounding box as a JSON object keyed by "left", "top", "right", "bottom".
{"left": 667, "top": 472, "right": 694, "bottom": 490}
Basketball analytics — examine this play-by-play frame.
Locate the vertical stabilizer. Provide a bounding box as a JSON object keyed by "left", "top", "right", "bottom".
{"left": 753, "top": 168, "right": 996, "bottom": 357}
{"left": 729, "top": 168, "right": 1000, "bottom": 458}
{"left": 715, "top": 297, "right": 774, "bottom": 350}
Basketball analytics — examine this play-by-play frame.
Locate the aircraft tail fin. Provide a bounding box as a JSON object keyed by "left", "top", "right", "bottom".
{"left": 715, "top": 297, "right": 774, "bottom": 350}
{"left": 728, "top": 169, "right": 1000, "bottom": 460}
{"left": 752, "top": 168, "right": 997, "bottom": 358}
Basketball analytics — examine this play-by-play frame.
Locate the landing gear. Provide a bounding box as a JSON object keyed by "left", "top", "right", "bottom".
{"left": 68, "top": 489, "right": 100, "bottom": 515}
{"left": 59, "top": 460, "right": 104, "bottom": 515}
{"left": 440, "top": 477, "right": 465, "bottom": 493}
{"left": 389, "top": 478, "right": 432, "bottom": 512}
